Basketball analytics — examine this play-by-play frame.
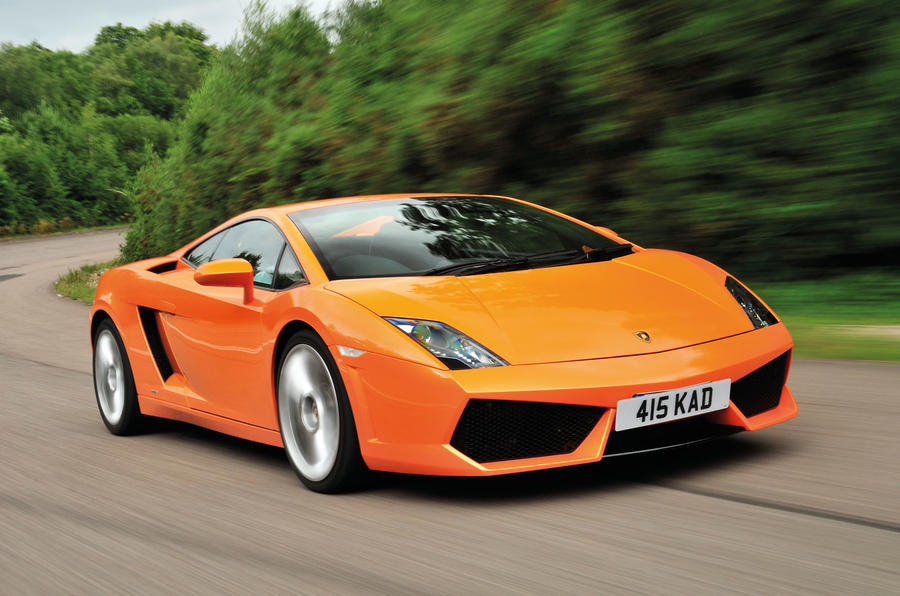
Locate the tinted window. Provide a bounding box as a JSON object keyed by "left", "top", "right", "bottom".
{"left": 274, "top": 248, "right": 307, "bottom": 289}
{"left": 184, "top": 231, "right": 225, "bottom": 266}
{"left": 289, "top": 196, "right": 623, "bottom": 280}
{"left": 211, "top": 220, "right": 285, "bottom": 288}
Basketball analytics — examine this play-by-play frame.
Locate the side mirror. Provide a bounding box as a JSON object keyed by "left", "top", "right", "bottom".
{"left": 594, "top": 225, "right": 617, "bottom": 237}
{"left": 194, "top": 258, "right": 254, "bottom": 304}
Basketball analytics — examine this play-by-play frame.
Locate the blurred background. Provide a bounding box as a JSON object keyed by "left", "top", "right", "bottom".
{"left": 2, "top": 0, "right": 898, "bottom": 358}
{"left": 1, "top": 5, "right": 898, "bottom": 594}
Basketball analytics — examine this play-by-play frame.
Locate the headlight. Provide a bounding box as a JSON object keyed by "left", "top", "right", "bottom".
{"left": 725, "top": 276, "right": 778, "bottom": 329}
{"left": 384, "top": 318, "right": 508, "bottom": 369}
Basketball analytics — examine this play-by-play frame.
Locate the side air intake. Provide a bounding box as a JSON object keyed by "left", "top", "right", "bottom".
{"left": 137, "top": 306, "right": 174, "bottom": 380}
{"left": 147, "top": 261, "right": 178, "bottom": 274}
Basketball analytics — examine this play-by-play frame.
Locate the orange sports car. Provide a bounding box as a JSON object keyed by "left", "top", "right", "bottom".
{"left": 91, "top": 194, "right": 797, "bottom": 492}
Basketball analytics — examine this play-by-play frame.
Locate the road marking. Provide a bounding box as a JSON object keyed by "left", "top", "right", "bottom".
{"left": 0, "top": 349, "right": 91, "bottom": 376}
{"left": 643, "top": 481, "right": 900, "bottom": 534}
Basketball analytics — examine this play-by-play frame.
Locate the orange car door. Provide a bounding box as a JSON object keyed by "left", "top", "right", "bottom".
{"left": 160, "top": 219, "right": 287, "bottom": 430}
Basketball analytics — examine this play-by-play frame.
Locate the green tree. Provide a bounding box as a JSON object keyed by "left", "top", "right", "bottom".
{"left": 0, "top": 19, "right": 214, "bottom": 230}
{"left": 95, "top": 23, "right": 142, "bottom": 49}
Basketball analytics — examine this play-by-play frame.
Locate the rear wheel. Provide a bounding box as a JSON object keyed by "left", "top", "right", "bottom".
{"left": 92, "top": 318, "right": 143, "bottom": 435}
{"left": 277, "top": 330, "right": 368, "bottom": 493}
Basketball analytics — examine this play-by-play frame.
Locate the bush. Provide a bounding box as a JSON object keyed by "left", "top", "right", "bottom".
{"left": 58, "top": 215, "right": 73, "bottom": 231}
{"left": 30, "top": 219, "right": 57, "bottom": 234}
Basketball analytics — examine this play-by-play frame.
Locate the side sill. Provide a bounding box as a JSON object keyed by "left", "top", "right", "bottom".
{"left": 138, "top": 394, "right": 284, "bottom": 448}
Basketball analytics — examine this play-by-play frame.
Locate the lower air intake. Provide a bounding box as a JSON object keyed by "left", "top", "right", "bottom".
{"left": 604, "top": 416, "right": 742, "bottom": 457}
{"left": 450, "top": 399, "right": 605, "bottom": 463}
{"left": 730, "top": 351, "right": 790, "bottom": 417}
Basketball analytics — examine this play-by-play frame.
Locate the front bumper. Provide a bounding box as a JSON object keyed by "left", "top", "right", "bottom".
{"left": 334, "top": 323, "right": 797, "bottom": 476}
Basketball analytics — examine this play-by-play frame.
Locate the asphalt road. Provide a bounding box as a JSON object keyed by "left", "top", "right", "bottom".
{"left": 1, "top": 229, "right": 898, "bottom": 595}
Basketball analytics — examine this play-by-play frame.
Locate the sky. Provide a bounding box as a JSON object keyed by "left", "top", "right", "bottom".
{"left": 0, "top": 0, "right": 336, "bottom": 51}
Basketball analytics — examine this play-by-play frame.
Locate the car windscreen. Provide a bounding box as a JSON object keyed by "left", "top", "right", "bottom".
{"left": 288, "top": 196, "right": 624, "bottom": 280}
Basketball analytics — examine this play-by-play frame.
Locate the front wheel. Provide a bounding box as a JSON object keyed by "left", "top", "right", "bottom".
{"left": 92, "top": 318, "right": 144, "bottom": 435}
{"left": 277, "top": 330, "right": 368, "bottom": 493}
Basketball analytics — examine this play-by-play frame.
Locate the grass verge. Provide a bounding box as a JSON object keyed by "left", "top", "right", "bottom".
{"left": 55, "top": 259, "right": 124, "bottom": 305}
{"left": 754, "top": 272, "right": 899, "bottom": 361}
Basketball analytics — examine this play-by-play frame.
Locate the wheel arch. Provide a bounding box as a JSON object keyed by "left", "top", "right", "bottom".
{"left": 273, "top": 320, "right": 320, "bottom": 380}
{"left": 90, "top": 309, "right": 113, "bottom": 346}
{"left": 271, "top": 319, "right": 331, "bottom": 414}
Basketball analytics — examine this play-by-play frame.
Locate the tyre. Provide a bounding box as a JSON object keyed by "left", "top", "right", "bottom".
{"left": 277, "top": 330, "right": 369, "bottom": 493}
{"left": 92, "top": 318, "right": 144, "bottom": 435}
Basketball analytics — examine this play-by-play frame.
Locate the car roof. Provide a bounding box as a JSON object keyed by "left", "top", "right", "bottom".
{"left": 249, "top": 193, "right": 506, "bottom": 219}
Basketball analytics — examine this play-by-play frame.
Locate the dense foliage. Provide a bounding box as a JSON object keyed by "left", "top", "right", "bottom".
{"left": 0, "top": 22, "right": 214, "bottom": 234}
{"left": 5, "top": 2, "right": 898, "bottom": 280}
{"left": 124, "top": 1, "right": 900, "bottom": 279}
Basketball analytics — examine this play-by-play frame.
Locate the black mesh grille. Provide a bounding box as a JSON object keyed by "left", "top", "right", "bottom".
{"left": 450, "top": 400, "right": 605, "bottom": 463}
{"left": 604, "top": 416, "right": 742, "bottom": 457}
{"left": 730, "top": 351, "right": 790, "bottom": 417}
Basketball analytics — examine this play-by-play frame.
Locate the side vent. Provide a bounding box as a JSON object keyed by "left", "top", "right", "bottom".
{"left": 148, "top": 261, "right": 178, "bottom": 274}
{"left": 137, "top": 306, "right": 174, "bottom": 380}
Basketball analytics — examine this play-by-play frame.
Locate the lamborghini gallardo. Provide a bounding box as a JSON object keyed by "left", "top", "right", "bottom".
{"left": 90, "top": 194, "right": 798, "bottom": 492}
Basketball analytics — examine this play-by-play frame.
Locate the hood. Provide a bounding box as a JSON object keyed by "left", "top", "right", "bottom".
{"left": 325, "top": 250, "right": 754, "bottom": 365}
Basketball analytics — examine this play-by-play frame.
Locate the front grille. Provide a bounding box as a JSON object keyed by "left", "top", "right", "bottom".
{"left": 450, "top": 400, "right": 605, "bottom": 463}
{"left": 604, "top": 416, "right": 742, "bottom": 457}
{"left": 730, "top": 351, "right": 790, "bottom": 417}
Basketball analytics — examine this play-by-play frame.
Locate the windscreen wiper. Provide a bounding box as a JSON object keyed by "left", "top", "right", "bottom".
{"left": 422, "top": 257, "right": 529, "bottom": 276}
{"left": 537, "top": 243, "right": 634, "bottom": 265}
{"left": 422, "top": 244, "right": 633, "bottom": 276}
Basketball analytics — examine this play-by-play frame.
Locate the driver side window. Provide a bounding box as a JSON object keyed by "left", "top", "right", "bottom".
{"left": 184, "top": 231, "right": 224, "bottom": 267}
{"left": 210, "top": 220, "right": 285, "bottom": 289}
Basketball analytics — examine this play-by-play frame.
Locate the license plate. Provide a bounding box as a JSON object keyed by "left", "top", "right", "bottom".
{"left": 615, "top": 379, "right": 731, "bottom": 432}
